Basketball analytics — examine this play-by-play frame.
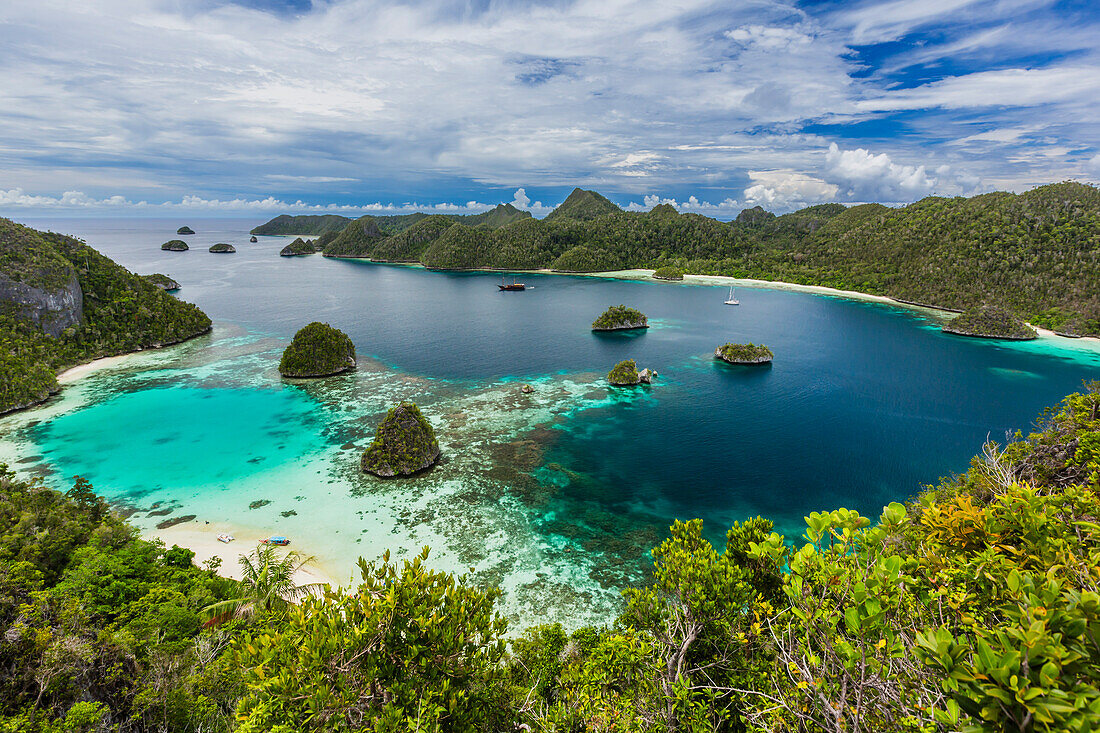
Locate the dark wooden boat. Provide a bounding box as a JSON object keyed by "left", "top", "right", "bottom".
{"left": 498, "top": 275, "right": 525, "bottom": 291}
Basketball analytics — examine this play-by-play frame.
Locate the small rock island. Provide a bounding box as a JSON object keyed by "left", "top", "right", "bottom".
{"left": 607, "top": 359, "right": 657, "bottom": 386}
{"left": 942, "top": 307, "right": 1038, "bottom": 340}
{"left": 715, "top": 343, "right": 773, "bottom": 365}
{"left": 279, "top": 237, "right": 317, "bottom": 257}
{"left": 361, "top": 401, "right": 441, "bottom": 477}
{"left": 250, "top": 235, "right": 258, "bottom": 243}
{"left": 592, "top": 305, "right": 649, "bottom": 331}
{"left": 176, "top": 226, "right": 195, "bottom": 235}
{"left": 208, "top": 243, "right": 236, "bottom": 253}
{"left": 143, "top": 273, "right": 181, "bottom": 291}
{"left": 652, "top": 266, "right": 684, "bottom": 281}
{"left": 278, "top": 321, "right": 357, "bottom": 377}
{"left": 161, "top": 240, "right": 188, "bottom": 251}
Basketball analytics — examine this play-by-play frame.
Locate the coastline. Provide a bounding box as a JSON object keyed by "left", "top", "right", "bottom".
{"left": 57, "top": 352, "right": 142, "bottom": 384}
{"left": 329, "top": 258, "right": 1100, "bottom": 348}
{"left": 147, "top": 520, "right": 350, "bottom": 590}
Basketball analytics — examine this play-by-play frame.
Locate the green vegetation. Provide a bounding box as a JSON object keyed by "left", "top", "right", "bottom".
{"left": 544, "top": 187, "right": 621, "bottom": 221}
{"left": 176, "top": 226, "right": 195, "bottom": 235}
{"left": 320, "top": 216, "right": 384, "bottom": 257}
{"left": 208, "top": 243, "right": 235, "bottom": 254}
{"left": 0, "top": 468, "right": 242, "bottom": 733}
{"left": 277, "top": 321, "right": 356, "bottom": 377}
{"left": 592, "top": 304, "right": 648, "bottom": 330}
{"left": 142, "top": 273, "right": 180, "bottom": 291}
{"left": 202, "top": 545, "right": 320, "bottom": 626}
{"left": 715, "top": 342, "right": 774, "bottom": 364}
{"left": 607, "top": 358, "right": 640, "bottom": 386}
{"left": 1, "top": 219, "right": 211, "bottom": 415}
{"left": 161, "top": 240, "right": 188, "bottom": 251}
{"left": 249, "top": 214, "right": 350, "bottom": 236}
{"left": 943, "top": 306, "right": 1038, "bottom": 340}
{"left": 6, "top": 385, "right": 1099, "bottom": 731}
{"left": 367, "top": 215, "right": 453, "bottom": 262}
{"left": 265, "top": 182, "right": 1100, "bottom": 334}
{"left": 652, "top": 266, "right": 683, "bottom": 280}
{"left": 361, "top": 401, "right": 441, "bottom": 477}
{"left": 278, "top": 237, "right": 316, "bottom": 257}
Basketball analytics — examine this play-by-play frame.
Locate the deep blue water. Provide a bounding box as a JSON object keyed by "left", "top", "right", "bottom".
{"left": 13, "top": 217, "right": 1100, "bottom": 547}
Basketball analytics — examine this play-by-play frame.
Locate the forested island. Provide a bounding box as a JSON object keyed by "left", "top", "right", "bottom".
{"left": 255, "top": 182, "right": 1100, "bottom": 335}
{"left": 2, "top": 384, "right": 1098, "bottom": 731}
{"left": 0, "top": 219, "right": 211, "bottom": 414}
{"left": 278, "top": 322, "right": 356, "bottom": 377}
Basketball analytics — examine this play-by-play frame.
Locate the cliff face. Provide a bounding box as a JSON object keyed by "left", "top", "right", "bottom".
{"left": 0, "top": 269, "right": 83, "bottom": 337}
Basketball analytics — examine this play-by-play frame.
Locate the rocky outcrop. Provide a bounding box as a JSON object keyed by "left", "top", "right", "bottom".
{"left": 176, "top": 226, "right": 195, "bottom": 235}
{"left": 715, "top": 343, "right": 773, "bottom": 365}
{"left": 521, "top": 384, "right": 534, "bottom": 394}
{"left": 942, "top": 307, "right": 1038, "bottom": 340}
{"left": 280, "top": 237, "right": 316, "bottom": 257}
{"left": 592, "top": 305, "right": 649, "bottom": 331}
{"left": 278, "top": 322, "right": 356, "bottom": 377}
{"left": 143, "top": 273, "right": 181, "bottom": 291}
{"left": 250, "top": 236, "right": 258, "bottom": 243}
{"left": 0, "top": 269, "right": 83, "bottom": 337}
{"left": 361, "top": 401, "right": 441, "bottom": 477}
{"left": 209, "top": 243, "right": 236, "bottom": 253}
{"left": 161, "top": 240, "right": 188, "bottom": 251}
{"left": 607, "top": 359, "right": 656, "bottom": 386}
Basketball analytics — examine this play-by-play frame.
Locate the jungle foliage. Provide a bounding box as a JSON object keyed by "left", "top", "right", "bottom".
{"left": 278, "top": 321, "right": 356, "bottom": 377}
{"left": 4, "top": 384, "right": 1100, "bottom": 731}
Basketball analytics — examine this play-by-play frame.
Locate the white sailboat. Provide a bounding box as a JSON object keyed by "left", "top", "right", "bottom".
{"left": 724, "top": 285, "right": 739, "bottom": 306}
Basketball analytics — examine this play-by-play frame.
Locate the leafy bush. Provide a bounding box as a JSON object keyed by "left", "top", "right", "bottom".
{"left": 652, "top": 266, "right": 683, "bottom": 280}
{"left": 361, "top": 401, "right": 441, "bottom": 476}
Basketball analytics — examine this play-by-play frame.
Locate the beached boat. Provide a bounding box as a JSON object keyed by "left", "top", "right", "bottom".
{"left": 724, "top": 285, "right": 739, "bottom": 305}
{"left": 261, "top": 536, "right": 291, "bottom": 546}
{"left": 216, "top": 533, "right": 235, "bottom": 543}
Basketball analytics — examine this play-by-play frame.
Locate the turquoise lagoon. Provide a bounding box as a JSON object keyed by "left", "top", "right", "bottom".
{"left": 2, "top": 217, "right": 1100, "bottom": 625}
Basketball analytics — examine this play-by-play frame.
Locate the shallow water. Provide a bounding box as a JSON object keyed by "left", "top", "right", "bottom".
{"left": 3, "top": 217, "right": 1099, "bottom": 625}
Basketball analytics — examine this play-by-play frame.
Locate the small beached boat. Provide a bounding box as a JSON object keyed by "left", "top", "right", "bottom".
{"left": 216, "top": 533, "right": 235, "bottom": 544}
{"left": 261, "top": 536, "right": 291, "bottom": 546}
{"left": 724, "top": 285, "right": 739, "bottom": 305}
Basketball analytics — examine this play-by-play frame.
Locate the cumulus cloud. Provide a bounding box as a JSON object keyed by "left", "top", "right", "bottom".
{"left": 742, "top": 171, "right": 839, "bottom": 209}
{"left": 1087, "top": 154, "right": 1100, "bottom": 176}
{"left": 824, "top": 143, "right": 935, "bottom": 201}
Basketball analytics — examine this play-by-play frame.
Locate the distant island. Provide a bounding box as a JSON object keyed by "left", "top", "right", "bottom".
{"left": 942, "top": 307, "right": 1038, "bottom": 340}
{"left": 715, "top": 343, "right": 774, "bottom": 365}
{"left": 278, "top": 322, "right": 356, "bottom": 377}
{"left": 208, "top": 243, "right": 236, "bottom": 253}
{"left": 176, "top": 226, "right": 194, "bottom": 235}
{"left": 607, "top": 359, "right": 656, "bottom": 386}
{"left": 142, "top": 273, "right": 180, "bottom": 291}
{"left": 592, "top": 305, "right": 648, "bottom": 331}
{"left": 253, "top": 182, "right": 1100, "bottom": 335}
{"left": 279, "top": 237, "right": 318, "bottom": 257}
{"left": 0, "top": 218, "right": 211, "bottom": 414}
{"left": 161, "top": 240, "right": 188, "bottom": 251}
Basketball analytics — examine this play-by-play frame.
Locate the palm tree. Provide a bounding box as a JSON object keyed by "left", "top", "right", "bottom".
{"left": 202, "top": 543, "right": 324, "bottom": 626}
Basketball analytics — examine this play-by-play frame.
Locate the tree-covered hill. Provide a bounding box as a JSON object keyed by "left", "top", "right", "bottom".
{"left": 252, "top": 203, "right": 531, "bottom": 237}
{"left": 302, "top": 181, "right": 1100, "bottom": 334}
{"left": 0, "top": 219, "right": 211, "bottom": 414}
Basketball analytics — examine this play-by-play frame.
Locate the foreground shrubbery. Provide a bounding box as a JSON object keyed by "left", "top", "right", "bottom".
{"left": 4, "top": 384, "right": 1099, "bottom": 732}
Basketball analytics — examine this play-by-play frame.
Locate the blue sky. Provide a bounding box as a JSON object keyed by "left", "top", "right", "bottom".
{"left": 0, "top": 0, "right": 1098, "bottom": 218}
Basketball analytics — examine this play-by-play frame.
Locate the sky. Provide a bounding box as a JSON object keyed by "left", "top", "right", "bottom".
{"left": 0, "top": 0, "right": 1098, "bottom": 218}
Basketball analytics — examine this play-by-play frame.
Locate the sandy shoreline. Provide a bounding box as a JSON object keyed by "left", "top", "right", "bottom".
{"left": 57, "top": 353, "right": 141, "bottom": 384}
{"left": 148, "top": 520, "right": 351, "bottom": 590}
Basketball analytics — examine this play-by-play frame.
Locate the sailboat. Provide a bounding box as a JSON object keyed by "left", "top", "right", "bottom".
{"left": 498, "top": 274, "right": 525, "bottom": 291}
{"left": 724, "top": 285, "right": 739, "bottom": 305}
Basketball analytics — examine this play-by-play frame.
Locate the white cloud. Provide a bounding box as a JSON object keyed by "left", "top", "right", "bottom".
{"left": 1087, "top": 154, "right": 1100, "bottom": 176}
{"left": 725, "top": 25, "right": 812, "bottom": 50}
{"left": 742, "top": 171, "right": 839, "bottom": 209}
{"left": 511, "top": 188, "right": 531, "bottom": 209}
{"left": 824, "top": 143, "right": 935, "bottom": 200}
